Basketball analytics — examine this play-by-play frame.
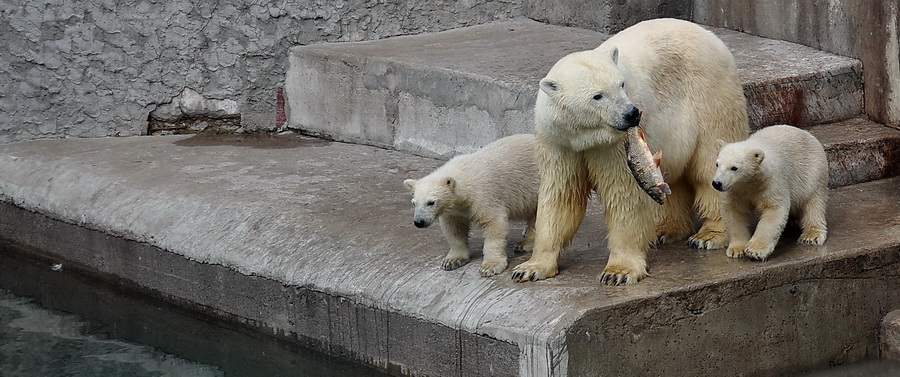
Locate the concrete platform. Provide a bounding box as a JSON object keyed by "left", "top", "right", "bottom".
{"left": 0, "top": 134, "right": 898, "bottom": 376}
{"left": 285, "top": 18, "right": 863, "bottom": 159}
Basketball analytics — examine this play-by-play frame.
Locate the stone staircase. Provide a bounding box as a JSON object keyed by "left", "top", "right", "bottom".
{"left": 284, "top": 18, "right": 900, "bottom": 187}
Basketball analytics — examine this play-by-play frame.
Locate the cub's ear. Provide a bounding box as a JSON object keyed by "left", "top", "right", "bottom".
{"left": 751, "top": 149, "right": 765, "bottom": 164}
{"left": 716, "top": 139, "right": 727, "bottom": 150}
{"left": 444, "top": 177, "right": 456, "bottom": 191}
{"left": 539, "top": 78, "right": 560, "bottom": 96}
{"left": 403, "top": 179, "right": 417, "bottom": 192}
{"left": 609, "top": 46, "right": 619, "bottom": 65}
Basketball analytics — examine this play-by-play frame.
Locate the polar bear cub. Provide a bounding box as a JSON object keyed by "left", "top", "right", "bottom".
{"left": 403, "top": 134, "right": 539, "bottom": 277}
{"left": 713, "top": 125, "right": 829, "bottom": 261}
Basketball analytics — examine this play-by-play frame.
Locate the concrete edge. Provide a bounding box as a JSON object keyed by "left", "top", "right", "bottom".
{"left": 0, "top": 201, "right": 523, "bottom": 377}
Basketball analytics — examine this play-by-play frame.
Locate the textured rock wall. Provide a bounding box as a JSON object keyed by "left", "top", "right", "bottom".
{"left": 0, "top": 0, "right": 522, "bottom": 143}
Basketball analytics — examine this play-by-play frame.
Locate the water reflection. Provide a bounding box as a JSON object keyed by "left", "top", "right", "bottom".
{"left": 0, "top": 241, "right": 389, "bottom": 377}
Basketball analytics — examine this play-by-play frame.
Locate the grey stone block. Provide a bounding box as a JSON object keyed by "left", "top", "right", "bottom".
{"left": 884, "top": 311, "right": 900, "bottom": 361}
{"left": 286, "top": 19, "right": 863, "bottom": 159}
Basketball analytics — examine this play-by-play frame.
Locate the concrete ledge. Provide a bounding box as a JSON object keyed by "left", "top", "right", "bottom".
{"left": 0, "top": 134, "right": 898, "bottom": 376}
{"left": 286, "top": 19, "right": 862, "bottom": 159}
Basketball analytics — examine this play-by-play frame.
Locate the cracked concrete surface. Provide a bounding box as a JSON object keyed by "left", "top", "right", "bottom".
{"left": 0, "top": 0, "right": 523, "bottom": 143}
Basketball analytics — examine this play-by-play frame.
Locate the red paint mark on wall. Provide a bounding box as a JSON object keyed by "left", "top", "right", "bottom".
{"left": 276, "top": 87, "right": 286, "bottom": 131}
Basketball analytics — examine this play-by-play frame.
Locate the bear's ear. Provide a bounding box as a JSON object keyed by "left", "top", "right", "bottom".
{"left": 444, "top": 177, "right": 456, "bottom": 192}
{"left": 609, "top": 47, "right": 619, "bottom": 65}
{"left": 539, "top": 78, "right": 560, "bottom": 96}
{"left": 751, "top": 149, "right": 765, "bottom": 164}
{"left": 716, "top": 139, "right": 727, "bottom": 150}
{"left": 403, "top": 179, "right": 417, "bottom": 192}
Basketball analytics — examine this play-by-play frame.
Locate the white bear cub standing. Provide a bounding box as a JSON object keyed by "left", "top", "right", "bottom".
{"left": 713, "top": 125, "right": 829, "bottom": 261}
{"left": 403, "top": 134, "right": 539, "bottom": 277}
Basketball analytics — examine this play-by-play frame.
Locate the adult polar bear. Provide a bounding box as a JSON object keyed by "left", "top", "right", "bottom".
{"left": 511, "top": 18, "right": 749, "bottom": 285}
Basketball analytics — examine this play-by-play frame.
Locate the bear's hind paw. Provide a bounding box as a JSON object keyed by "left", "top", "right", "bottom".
{"left": 725, "top": 243, "right": 746, "bottom": 258}
{"left": 441, "top": 256, "right": 470, "bottom": 271}
{"left": 514, "top": 239, "right": 534, "bottom": 253}
{"left": 688, "top": 229, "right": 728, "bottom": 250}
{"left": 798, "top": 230, "right": 827, "bottom": 246}
{"left": 599, "top": 266, "right": 647, "bottom": 286}
{"left": 510, "top": 261, "right": 557, "bottom": 282}
{"left": 744, "top": 241, "right": 775, "bottom": 261}
{"left": 479, "top": 259, "right": 508, "bottom": 277}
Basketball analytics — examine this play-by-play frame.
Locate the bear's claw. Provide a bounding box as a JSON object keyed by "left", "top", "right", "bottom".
{"left": 441, "top": 257, "right": 469, "bottom": 271}
{"left": 743, "top": 240, "right": 774, "bottom": 261}
{"left": 479, "top": 259, "right": 508, "bottom": 277}
{"left": 510, "top": 261, "right": 557, "bottom": 282}
{"left": 798, "top": 229, "right": 827, "bottom": 246}
{"left": 598, "top": 265, "right": 647, "bottom": 286}
{"left": 687, "top": 229, "right": 728, "bottom": 250}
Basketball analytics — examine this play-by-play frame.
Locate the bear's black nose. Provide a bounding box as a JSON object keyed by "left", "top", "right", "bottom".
{"left": 624, "top": 106, "right": 641, "bottom": 127}
{"left": 712, "top": 180, "right": 724, "bottom": 192}
{"left": 414, "top": 219, "right": 427, "bottom": 228}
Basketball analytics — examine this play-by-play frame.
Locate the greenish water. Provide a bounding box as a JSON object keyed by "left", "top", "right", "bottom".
{"left": 0, "top": 244, "right": 390, "bottom": 377}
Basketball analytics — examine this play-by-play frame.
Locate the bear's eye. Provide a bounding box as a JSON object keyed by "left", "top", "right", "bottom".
{"left": 715, "top": 163, "right": 719, "bottom": 167}
{"left": 426, "top": 200, "right": 436, "bottom": 206}
{"left": 730, "top": 166, "right": 738, "bottom": 171}
{"left": 592, "top": 93, "right": 603, "bottom": 101}
{"left": 620, "top": 82, "right": 625, "bottom": 88}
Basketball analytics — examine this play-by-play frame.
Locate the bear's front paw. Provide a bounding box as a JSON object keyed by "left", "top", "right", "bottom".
{"left": 480, "top": 258, "right": 508, "bottom": 277}
{"left": 510, "top": 261, "right": 557, "bottom": 282}
{"left": 441, "top": 256, "right": 470, "bottom": 271}
{"left": 599, "top": 265, "right": 647, "bottom": 286}
{"left": 798, "top": 229, "right": 827, "bottom": 246}
{"left": 688, "top": 228, "right": 728, "bottom": 249}
{"left": 725, "top": 242, "right": 747, "bottom": 258}
{"left": 744, "top": 240, "right": 775, "bottom": 261}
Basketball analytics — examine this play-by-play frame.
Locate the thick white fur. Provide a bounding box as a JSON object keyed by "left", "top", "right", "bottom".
{"left": 403, "top": 134, "right": 539, "bottom": 277}
{"left": 512, "top": 18, "right": 749, "bottom": 285}
{"left": 714, "top": 125, "right": 829, "bottom": 261}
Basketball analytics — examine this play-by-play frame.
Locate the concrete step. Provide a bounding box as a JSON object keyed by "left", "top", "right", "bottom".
{"left": 0, "top": 134, "right": 898, "bottom": 377}
{"left": 808, "top": 118, "right": 900, "bottom": 188}
{"left": 285, "top": 18, "right": 863, "bottom": 159}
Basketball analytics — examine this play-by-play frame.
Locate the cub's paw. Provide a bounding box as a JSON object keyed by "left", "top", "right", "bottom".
{"left": 798, "top": 229, "right": 827, "bottom": 246}
{"left": 599, "top": 265, "right": 647, "bottom": 286}
{"left": 510, "top": 261, "right": 557, "bottom": 282}
{"left": 688, "top": 228, "right": 728, "bottom": 250}
{"left": 480, "top": 259, "right": 508, "bottom": 277}
{"left": 725, "top": 242, "right": 747, "bottom": 258}
{"left": 441, "top": 256, "right": 470, "bottom": 271}
{"left": 744, "top": 240, "right": 775, "bottom": 261}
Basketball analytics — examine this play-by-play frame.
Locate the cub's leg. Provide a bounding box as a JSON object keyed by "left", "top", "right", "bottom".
{"left": 479, "top": 213, "right": 511, "bottom": 277}
{"left": 439, "top": 214, "right": 471, "bottom": 270}
{"left": 798, "top": 193, "right": 828, "bottom": 245}
{"left": 745, "top": 201, "right": 789, "bottom": 261}
{"left": 721, "top": 197, "right": 753, "bottom": 258}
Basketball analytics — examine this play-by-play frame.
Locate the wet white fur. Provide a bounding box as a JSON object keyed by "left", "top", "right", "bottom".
{"left": 404, "top": 134, "right": 539, "bottom": 277}
{"left": 512, "top": 18, "right": 749, "bottom": 284}
{"left": 714, "top": 125, "right": 829, "bottom": 261}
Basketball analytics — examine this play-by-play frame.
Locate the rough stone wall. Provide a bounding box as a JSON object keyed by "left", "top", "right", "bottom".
{"left": 0, "top": 0, "right": 523, "bottom": 143}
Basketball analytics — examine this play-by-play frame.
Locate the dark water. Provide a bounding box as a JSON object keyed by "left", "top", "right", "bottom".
{"left": 0, "top": 242, "right": 390, "bottom": 377}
